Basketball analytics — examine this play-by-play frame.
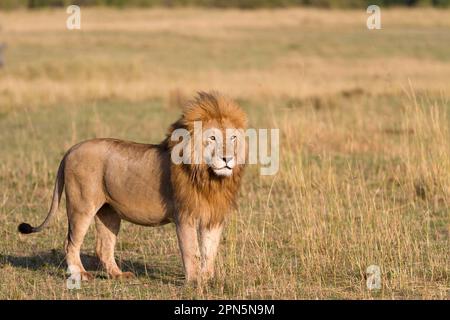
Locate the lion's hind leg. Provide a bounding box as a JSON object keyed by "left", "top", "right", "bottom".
{"left": 65, "top": 203, "right": 98, "bottom": 281}
{"left": 95, "top": 205, "right": 134, "bottom": 280}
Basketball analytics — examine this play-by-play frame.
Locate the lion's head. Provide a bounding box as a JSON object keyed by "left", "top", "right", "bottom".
{"left": 166, "top": 91, "right": 247, "bottom": 178}
{"left": 163, "top": 91, "right": 248, "bottom": 227}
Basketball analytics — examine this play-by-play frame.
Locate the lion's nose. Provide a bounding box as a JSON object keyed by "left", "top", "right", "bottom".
{"left": 223, "top": 156, "right": 233, "bottom": 164}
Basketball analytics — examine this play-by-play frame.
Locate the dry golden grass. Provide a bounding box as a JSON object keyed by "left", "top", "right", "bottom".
{"left": 1, "top": 8, "right": 450, "bottom": 109}
{"left": 0, "top": 8, "right": 448, "bottom": 299}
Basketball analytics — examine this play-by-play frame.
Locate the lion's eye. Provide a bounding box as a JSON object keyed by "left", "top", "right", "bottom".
{"left": 209, "top": 136, "right": 216, "bottom": 141}
{"left": 231, "top": 135, "right": 237, "bottom": 141}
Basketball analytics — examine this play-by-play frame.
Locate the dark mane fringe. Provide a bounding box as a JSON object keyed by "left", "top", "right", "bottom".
{"left": 161, "top": 91, "right": 247, "bottom": 227}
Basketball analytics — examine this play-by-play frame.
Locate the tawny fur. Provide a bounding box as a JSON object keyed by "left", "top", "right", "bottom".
{"left": 18, "top": 91, "right": 247, "bottom": 282}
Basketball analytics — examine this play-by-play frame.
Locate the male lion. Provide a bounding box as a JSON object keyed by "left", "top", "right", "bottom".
{"left": 18, "top": 92, "right": 247, "bottom": 283}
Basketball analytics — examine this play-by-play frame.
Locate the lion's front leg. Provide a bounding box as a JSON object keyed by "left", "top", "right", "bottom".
{"left": 176, "top": 221, "right": 201, "bottom": 283}
{"left": 199, "top": 224, "right": 223, "bottom": 280}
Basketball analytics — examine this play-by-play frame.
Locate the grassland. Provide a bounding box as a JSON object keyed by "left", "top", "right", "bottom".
{"left": 0, "top": 8, "right": 449, "bottom": 299}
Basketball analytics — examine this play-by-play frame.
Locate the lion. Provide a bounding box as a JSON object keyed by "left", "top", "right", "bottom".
{"left": 18, "top": 91, "right": 247, "bottom": 283}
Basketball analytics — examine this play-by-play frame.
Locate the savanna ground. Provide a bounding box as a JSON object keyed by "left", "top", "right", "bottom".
{"left": 0, "top": 8, "right": 449, "bottom": 299}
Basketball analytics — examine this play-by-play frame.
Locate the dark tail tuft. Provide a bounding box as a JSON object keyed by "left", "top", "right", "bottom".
{"left": 18, "top": 223, "right": 34, "bottom": 234}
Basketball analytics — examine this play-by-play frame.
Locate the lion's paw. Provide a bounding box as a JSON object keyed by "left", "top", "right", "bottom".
{"left": 111, "top": 271, "right": 135, "bottom": 280}
{"left": 80, "top": 272, "right": 95, "bottom": 281}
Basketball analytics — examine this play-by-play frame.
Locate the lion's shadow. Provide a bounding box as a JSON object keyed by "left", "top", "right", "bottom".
{"left": 0, "top": 250, "right": 184, "bottom": 285}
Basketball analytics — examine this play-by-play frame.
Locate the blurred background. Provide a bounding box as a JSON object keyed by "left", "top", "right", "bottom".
{"left": 0, "top": 1, "right": 449, "bottom": 299}
{"left": 1, "top": 0, "right": 450, "bottom": 9}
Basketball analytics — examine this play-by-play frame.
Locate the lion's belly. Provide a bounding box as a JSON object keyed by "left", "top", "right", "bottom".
{"left": 109, "top": 200, "right": 172, "bottom": 226}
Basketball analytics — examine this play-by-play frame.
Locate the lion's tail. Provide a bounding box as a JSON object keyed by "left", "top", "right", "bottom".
{"left": 18, "top": 158, "right": 65, "bottom": 234}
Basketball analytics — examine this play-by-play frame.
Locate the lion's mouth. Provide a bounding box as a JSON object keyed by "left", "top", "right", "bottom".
{"left": 213, "top": 166, "right": 233, "bottom": 177}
